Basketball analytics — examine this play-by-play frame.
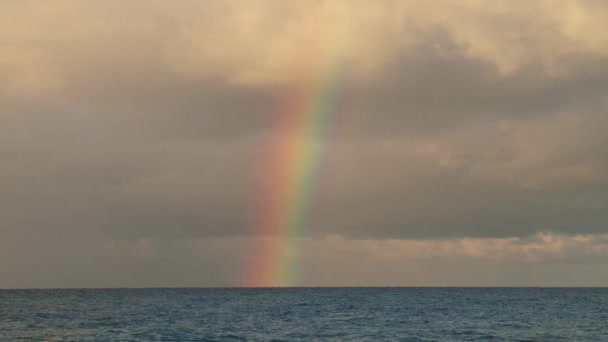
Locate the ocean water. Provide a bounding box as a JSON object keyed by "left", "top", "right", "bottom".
{"left": 1, "top": 288, "right": 607, "bottom": 341}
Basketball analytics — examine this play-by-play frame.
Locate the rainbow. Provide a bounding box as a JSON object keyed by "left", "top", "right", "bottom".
{"left": 246, "top": 22, "right": 351, "bottom": 287}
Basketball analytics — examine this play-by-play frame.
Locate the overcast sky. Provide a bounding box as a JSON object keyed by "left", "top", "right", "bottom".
{"left": 2, "top": 0, "right": 608, "bottom": 288}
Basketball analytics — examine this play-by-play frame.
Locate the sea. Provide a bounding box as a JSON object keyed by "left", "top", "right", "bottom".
{"left": 1, "top": 288, "right": 607, "bottom": 341}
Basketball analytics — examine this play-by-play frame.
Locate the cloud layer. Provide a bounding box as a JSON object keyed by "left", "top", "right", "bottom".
{"left": 1, "top": 0, "right": 607, "bottom": 286}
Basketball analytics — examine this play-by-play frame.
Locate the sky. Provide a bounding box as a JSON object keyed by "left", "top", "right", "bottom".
{"left": 1, "top": 0, "right": 608, "bottom": 288}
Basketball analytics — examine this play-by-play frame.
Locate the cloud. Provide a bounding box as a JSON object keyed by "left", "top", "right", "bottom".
{"left": 307, "top": 232, "right": 608, "bottom": 263}
{"left": 3, "top": 1, "right": 608, "bottom": 93}
{"left": 0, "top": 1, "right": 607, "bottom": 249}
{"left": 2, "top": 233, "right": 607, "bottom": 287}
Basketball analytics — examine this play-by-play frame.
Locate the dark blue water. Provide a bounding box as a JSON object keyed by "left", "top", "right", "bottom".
{"left": 1, "top": 288, "right": 607, "bottom": 341}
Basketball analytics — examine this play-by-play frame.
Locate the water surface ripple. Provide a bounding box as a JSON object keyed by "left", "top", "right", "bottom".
{"left": 1, "top": 288, "right": 607, "bottom": 341}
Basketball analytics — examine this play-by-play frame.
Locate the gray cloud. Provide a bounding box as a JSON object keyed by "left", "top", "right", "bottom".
{"left": 1, "top": 0, "right": 607, "bottom": 286}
